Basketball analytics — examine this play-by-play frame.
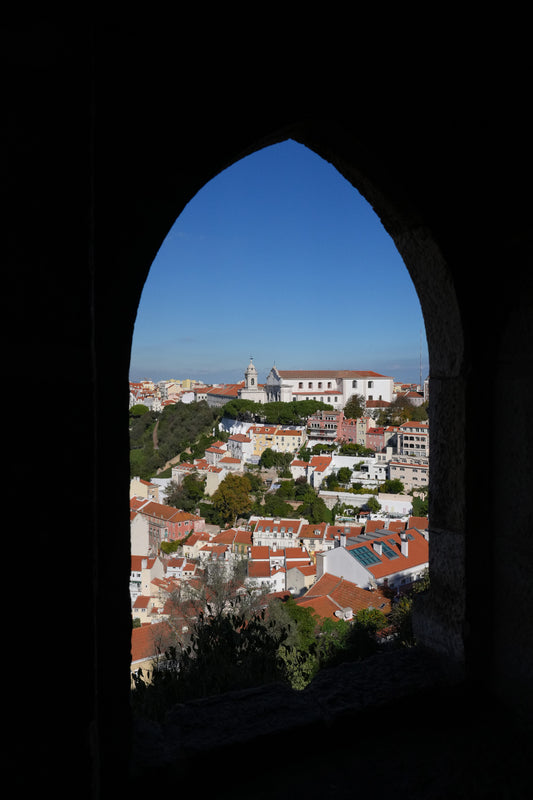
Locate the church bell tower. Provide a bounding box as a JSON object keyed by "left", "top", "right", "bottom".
{"left": 245, "top": 357, "right": 258, "bottom": 390}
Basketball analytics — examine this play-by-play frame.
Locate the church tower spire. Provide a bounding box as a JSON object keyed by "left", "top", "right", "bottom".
{"left": 245, "top": 356, "right": 258, "bottom": 390}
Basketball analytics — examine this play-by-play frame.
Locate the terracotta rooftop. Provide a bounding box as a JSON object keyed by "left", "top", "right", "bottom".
{"left": 131, "top": 621, "right": 173, "bottom": 663}
{"left": 296, "top": 573, "right": 391, "bottom": 620}
{"left": 278, "top": 370, "right": 390, "bottom": 379}
{"left": 347, "top": 529, "right": 429, "bottom": 580}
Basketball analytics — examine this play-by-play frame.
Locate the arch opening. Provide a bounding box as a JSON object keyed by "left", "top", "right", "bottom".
{"left": 128, "top": 136, "right": 466, "bottom": 710}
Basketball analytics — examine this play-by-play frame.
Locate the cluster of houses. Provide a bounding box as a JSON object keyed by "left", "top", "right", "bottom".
{"left": 130, "top": 363, "right": 429, "bottom": 497}
{"left": 129, "top": 377, "right": 208, "bottom": 411}
{"left": 130, "top": 361, "right": 427, "bottom": 415}
{"left": 130, "top": 363, "right": 430, "bottom": 680}
{"left": 130, "top": 490, "right": 429, "bottom": 682}
{"left": 167, "top": 413, "right": 429, "bottom": 499}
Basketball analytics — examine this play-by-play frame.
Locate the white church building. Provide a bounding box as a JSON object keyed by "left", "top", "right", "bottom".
{"left": 238, "top": 359, "right": 394, "bottom": 408}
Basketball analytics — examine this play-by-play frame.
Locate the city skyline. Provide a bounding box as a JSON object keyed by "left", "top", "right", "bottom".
{"left": 130, "top": 140, "right": 429, "bottom": 387}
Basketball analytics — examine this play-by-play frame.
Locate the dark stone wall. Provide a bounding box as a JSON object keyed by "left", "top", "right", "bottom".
{"left": 6, "top": 23, "right": 532, "bottom": 798}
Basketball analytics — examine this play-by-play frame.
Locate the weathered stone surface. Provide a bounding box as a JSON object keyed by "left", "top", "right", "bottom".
{"left": 131, "top": 648, "right": 458, "bottom": 770}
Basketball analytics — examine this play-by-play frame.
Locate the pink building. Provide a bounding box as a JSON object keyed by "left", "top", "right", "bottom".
{"left": 365, "top": 426, "right": 398, "bottom": 452}
{"left": 135, "top": 500, "right": 205, "bottom": 543}
{"left": 306, "top": 409, "right": 341, "bottom": 442}
{"left": 336, "top": 413, "right": 373, "bottom": 446}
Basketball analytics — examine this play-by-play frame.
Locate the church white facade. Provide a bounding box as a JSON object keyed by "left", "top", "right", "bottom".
{"left": 238, "top": 359, "right": 394, "bottom": 408}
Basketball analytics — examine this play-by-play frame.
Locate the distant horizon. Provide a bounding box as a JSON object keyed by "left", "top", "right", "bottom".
{"left": 129, "top": 361, "right": 428, "bottom": 389}
{"left": 130, "top": 140, "right": 429, "bottom": 387}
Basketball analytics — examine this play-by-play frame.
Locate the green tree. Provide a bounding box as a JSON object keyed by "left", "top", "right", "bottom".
{"left": 339, "top": 442, "right": 373, "bottom": 457}
{"left": 131, "top": 600, "right": 289, "bottom": 720}
{"left": 211, "top": 473, "right": 252, "bottom": 525}
{"left": 325, "top": 472, "right": 340, "bottom": 491}
{"left": 129, "top": 403, "right": 149, "bottom": 418}
{"left": 388, "top": 596, "right": 415, "bottom": 646}
{"left": 411, "top": 493, "right": 429, "bottom": 516}
{"left": 275, "top": 479, "right": 295, "bottom": 500}
{"left": 365, "top": 496, "right": 381, "bottom": 514}
{"left": 259, "top": 448, "right": 293, "bottom": 476}
{"left": 164, "top": 473, "right": 206, "bottom": 512}
{"left": 258, "top": 493, "right": 298, "bottom": 519}
{"left": 409, "top": 402, "right": 429, "bottom": 422}
{"left": 298, "top": 446, "right": 312, "bottom": 462}
{"left": 297, "top": 493, "right": 332, "bottom": 524}
{"left": 344, "top": 393, "right": 365, "bottom": 419}
{"left": 259, "top": 447, "right": 276, "bottom": 468}
{"left": 379, "top": 478, "right": 405, "bottom": 494}
{"left": 294, "top": 477, "right": 313, "bottom": 500}
{"left": 222, "top": 398, "right": 334, "bottom": 426}
{"left": 337, "top": 466, "right": 353, "bottom": 485}
{"left": 387, "top": 570, "right": 430, "bottom": 646}
{"left": 266, "top": 597, "right": 322, "bottom": 689}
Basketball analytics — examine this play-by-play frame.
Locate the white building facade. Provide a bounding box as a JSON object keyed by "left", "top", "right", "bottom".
{"left": 237, "top": 360, "right": 394, "bottom": 409}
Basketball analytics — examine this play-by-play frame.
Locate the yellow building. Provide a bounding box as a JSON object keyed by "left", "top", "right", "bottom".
{"left": 272, "top": 427, "right": 306, "bottom": 453}
{"left": 249, "top": 425, "right": 279, "bottom": 457}
{"left": 248, "top": 424, "right": 306, "bottom": 457}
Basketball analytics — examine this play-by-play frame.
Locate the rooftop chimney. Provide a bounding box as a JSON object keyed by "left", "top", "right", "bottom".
{"left": 400, "top": 535, "right": 409, "bottom": 557}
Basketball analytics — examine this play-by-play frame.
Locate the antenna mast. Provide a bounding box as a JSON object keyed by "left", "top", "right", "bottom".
{"left": 419, "top": 330, "right": 422, "bottom": 388}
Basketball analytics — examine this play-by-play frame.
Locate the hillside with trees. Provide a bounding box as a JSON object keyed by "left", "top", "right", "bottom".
{"left": 129, "top": 400, "right": 220, "bottom": 480}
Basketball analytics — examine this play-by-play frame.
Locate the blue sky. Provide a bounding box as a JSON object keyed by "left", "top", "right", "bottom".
{"left": 130, "top": 139, "right": 428, "bottom": 387}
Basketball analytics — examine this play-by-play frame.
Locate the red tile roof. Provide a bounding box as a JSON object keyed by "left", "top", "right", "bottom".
{"left": 327, "top": 524, "right": 364, "bottom": 539}
{"left": 206, "top": 383, "right": 244, "bottom": 398}
{"left": 348, "top": 529, "right": 428, "bottom": 580}
{"left": 388, "top": 520, "right": 407, "bottom": 532}
{"left": 365, "top": 519, "right": 387, "bottom": 533}
{"left": 278, "top": 370, "right": 390, "bottom": 379}
{"left": 131, "top": 555, "right": 158, "bottom": 571}
{"left": 309, "top": 456, "right": 332, "bottom": 472}
{"left": 252, "top": 518, "right": 301, "bottom": 532}
{"left": 408, "top": 516, "right": 429, "bottom": 530}
{"left": 133, "top": 595, "right": 151, "bottom": 610}
{"left": 249, "top": 545, "right": 270, "bottom": 559}
{"left": 248, "top": 561, "right": 273, "bottom": 578}
{"left": 184, "top": 532, "right": 211, "bottom": 545}
{"left": 296, "top": 573, "right": 391, "bottom": 620}
{"left": 283, "top": 547, "right": 310, "bottom": 560}
{"left": 288, "top": 564, "right": 316, "bottom": 577}
{"left": 137, "top": 501, "right": 201, "bottom": 523}
{"left": 131, "top": 621, "right": 173, "bottom": 663}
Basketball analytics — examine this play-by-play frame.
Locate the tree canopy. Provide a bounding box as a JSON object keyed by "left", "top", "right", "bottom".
{"left": 222, "top": 398, "right": 334, "bottom": 425}
{"left": 129, "top": 403, "right": 150, "bottom": 418}
{"left": 343, "top": 393, "right": 365, "bottom": 419}
{"left": 376, "top": 397, "right": 428, "bottom": 426}
{"left": 164, "top": 474, "right": 205, "bottom": 512}
{"left": 211, "top": 473, "right": 252, "bottom": 525}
